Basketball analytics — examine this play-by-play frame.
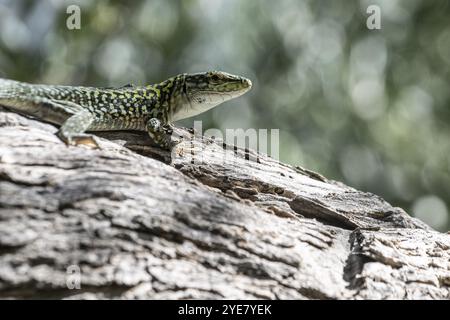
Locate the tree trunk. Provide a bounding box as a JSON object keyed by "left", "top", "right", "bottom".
{"left": 0, "top": 106, "right": 449, "bottom": 299}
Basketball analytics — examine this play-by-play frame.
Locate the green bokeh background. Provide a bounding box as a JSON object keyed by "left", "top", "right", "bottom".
{"left": 0, "top": 0, "right": 449, "bottom": 231}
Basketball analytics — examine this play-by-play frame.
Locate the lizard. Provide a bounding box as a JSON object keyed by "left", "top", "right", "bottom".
{"left": 0, "top": 71, "right": 252, "bottom": 149}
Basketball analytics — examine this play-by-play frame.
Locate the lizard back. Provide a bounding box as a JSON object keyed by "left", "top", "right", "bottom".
{"left": 0, "top": 78, "right": 160, "bottom": 131}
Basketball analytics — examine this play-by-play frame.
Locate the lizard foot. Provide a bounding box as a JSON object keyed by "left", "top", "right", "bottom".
{"left": 57, "top": 131, "right": 101, "bottom": 149}
{"left": 146, "top": 118, "right": 176, "bottom": 150}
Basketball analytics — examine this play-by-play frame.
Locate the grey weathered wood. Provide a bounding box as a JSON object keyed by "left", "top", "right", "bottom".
{"left": 0, "top": 106, "right": 449, "bottom": 299}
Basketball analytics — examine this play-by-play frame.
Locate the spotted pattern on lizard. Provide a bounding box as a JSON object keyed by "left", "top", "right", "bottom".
{"left": 0, "top": 71, "right": 252, "bottom": 149}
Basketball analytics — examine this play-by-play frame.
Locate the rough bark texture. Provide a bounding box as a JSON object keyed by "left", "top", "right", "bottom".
{"left": 0, "top": 106, "right": 449, "bottom": 300}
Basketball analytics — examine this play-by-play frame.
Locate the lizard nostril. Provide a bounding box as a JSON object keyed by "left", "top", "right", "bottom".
{"left": 242, "top": 78, "right": 252, "bottom": 88}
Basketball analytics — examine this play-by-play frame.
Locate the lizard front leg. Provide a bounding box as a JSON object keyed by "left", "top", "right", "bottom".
{"left": 2, "top": 95, "right": 101, "bottom": 149}
{"left": 146, "top": 117, "right": 174, "bottom": 150}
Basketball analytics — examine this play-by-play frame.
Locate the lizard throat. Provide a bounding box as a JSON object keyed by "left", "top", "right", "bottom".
{"left": 170, "top": 89, "right": 248, "bottom": 122}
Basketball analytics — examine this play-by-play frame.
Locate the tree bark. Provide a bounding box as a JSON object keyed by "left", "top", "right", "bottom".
{"left": 0, "top": 106, "right": 449, "bottom": 299}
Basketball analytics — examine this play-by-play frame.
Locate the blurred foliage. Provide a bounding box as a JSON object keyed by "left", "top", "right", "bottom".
{"left": 0, "top": 0, "right": 449, "bottom": 231}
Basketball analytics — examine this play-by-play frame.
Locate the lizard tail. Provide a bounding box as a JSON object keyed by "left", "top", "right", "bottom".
{"left": 0, "top": 78, "right": 31, "bottom": 99}
{"left": 0, "top": 79, "right": 44, "bottom": 117}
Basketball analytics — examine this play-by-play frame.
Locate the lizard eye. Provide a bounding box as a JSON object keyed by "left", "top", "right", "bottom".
{"left": 211, "top": 74, "right": 220, "bottom": 82}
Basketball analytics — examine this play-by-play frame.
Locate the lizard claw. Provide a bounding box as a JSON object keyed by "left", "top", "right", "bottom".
{"left": 71, "top": 135, "right": 101, "bottom": 149}
{"left": 57, "top": 131, "right": 101, "bottom": 149}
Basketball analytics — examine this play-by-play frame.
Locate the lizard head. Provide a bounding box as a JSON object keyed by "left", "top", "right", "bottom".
{"left": 170, "top": 71, "right": 252, "bottom": 121}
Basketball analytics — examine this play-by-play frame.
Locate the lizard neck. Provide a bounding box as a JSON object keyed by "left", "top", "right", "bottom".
{"left": 152, "top": 74, "right": 188, "bottom": 123}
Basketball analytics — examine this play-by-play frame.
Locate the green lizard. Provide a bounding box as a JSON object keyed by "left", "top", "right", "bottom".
{"left": 0, "top": 71, "right": 252, "bottom": 149}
